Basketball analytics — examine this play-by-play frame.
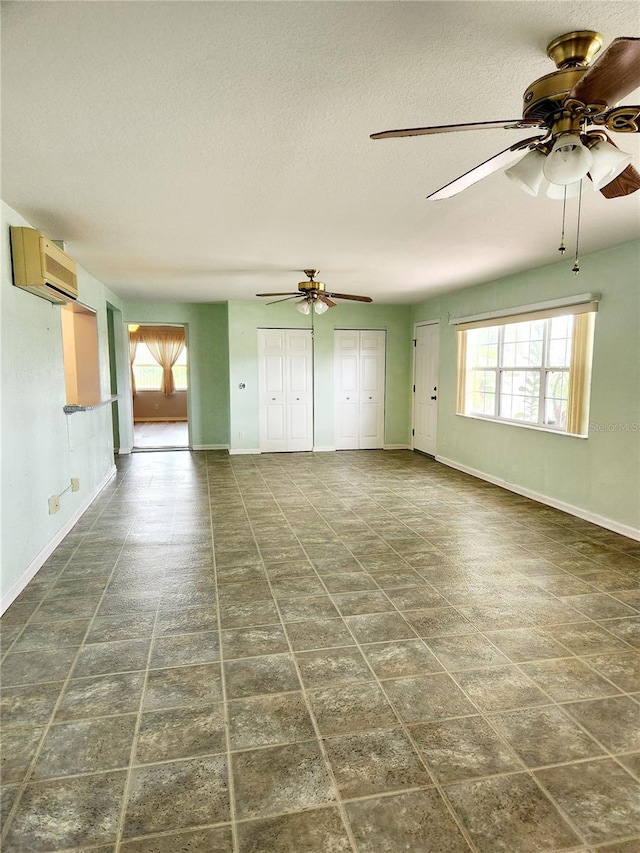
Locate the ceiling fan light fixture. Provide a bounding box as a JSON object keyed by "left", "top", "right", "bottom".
{"left": 588, "top": 140, "right": 633, "bottom": 190}
{"left": 505, "top": 149, "right": 546, "bottom": 196}
{"left": 543, "top": 133, "right": 593, "bottom": 186}
{"left": 314, "top": 300, "right": 329, "bottom": 315}
{"left": 295, "top": 299, "right": 311, "bottom": 315}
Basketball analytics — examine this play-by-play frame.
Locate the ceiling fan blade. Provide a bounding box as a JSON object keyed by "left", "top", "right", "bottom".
{"left": 599, "top": 164, "right": 640, "bottom": 198}
{"left": 266, "top": 295, "right": 303, "bottom": 305}
{"left": 566, "top": 37, "right": 640, "bottom": 108}
{"left": 370, "top": 118, "right": 543, "bottom": 140}
{"left": 427, "top": 140, "right": 542, "bottom": 201}
{"left": 318, "top": 294, "right": 337, "bottom": 308}
{"left": 256, "top": 292, "right": 299, "bottom": 297}
{"left": 327, "top": 292, "right": 373, "bottom": 302}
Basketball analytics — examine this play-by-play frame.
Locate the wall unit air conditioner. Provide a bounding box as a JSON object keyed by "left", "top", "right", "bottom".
{"left": 10, "top": 227, "right": 78, "bottom": 304}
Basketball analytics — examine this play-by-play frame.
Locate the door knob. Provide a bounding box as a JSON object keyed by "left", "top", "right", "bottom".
{"left": 431, "top": 395, "right": 437, "bottom": 401}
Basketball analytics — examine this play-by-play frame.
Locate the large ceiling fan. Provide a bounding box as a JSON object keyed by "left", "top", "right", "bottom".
{"left": 257, "top": 269, "right": 373, "bottom": 314}
{"left": 371, "top": 31, "right": 640, "bottom": 201}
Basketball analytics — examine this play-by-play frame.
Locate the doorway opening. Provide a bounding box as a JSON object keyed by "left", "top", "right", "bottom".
{"left": 129, "top": 324, "right": 189, "bottom": 450}
{"left": 106, "top": 304, "right": 122, "bottom": 453}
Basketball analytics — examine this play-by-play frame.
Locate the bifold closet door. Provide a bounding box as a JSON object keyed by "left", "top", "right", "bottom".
{"left": 334, "top": 329, "right": 386, "bottom": 450}
{"left": 258, "top": 328, "right": 313, "bottom": 452}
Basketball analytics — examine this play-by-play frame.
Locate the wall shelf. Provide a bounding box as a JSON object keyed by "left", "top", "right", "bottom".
{"left": 64, "top": 395, "right": 120, "bottom": 414}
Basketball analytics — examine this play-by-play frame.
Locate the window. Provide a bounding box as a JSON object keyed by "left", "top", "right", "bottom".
{"left": 132, "top": 343, "right": 188, "bottom": 391}
{"left": 457, "top": 304, "right": 596, "bottom": 436}
{"left": 129, "top": 326, "right": 188, "bottom": 394}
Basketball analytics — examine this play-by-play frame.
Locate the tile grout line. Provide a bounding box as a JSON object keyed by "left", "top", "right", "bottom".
{"left": 207, "top": 453, "right": 240, "bottom": 853}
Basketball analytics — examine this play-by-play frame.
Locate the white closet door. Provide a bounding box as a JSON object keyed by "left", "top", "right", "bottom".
{"left": 413, "top": 322, "right": 439, "bottom": 455}
{"left": 258, "top": 329, "right": 313, "bottom": 452}
{"left": 358, "top": 330, "right": 385, "bottom": 449}
{"left": 334, "top": 330, "right": 360, "bottom": 450}
{"left": 285, "top": 329, "right": 313, "bottom": 451}
{"left": 334, "top": 330, "right": 386, "bottom": 450}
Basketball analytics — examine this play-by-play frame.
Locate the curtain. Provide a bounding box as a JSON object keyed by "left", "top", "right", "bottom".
{"left": 129, "top": 329, "right": 140, "bottom": 396}
{"left": 141, "top": 327, "right": 185, "bottom": 396}
{"left": 456, "top": 331, "right": 467, "bottom": 414}
{"left": 566, "top": 312, "right": 595, "bottom": 436}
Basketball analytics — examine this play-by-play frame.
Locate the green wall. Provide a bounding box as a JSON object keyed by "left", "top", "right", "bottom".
{"left": 227, "top": 300, "right": 413, "bottom": 451}
{"left": 412, "top": 240, "right": 640, "bottom": 533}
{"left": 1, "top": 202, "right": 123, "bottom": 606}
{"left": 122, "top": 301, "right": 230, "bottom": 448}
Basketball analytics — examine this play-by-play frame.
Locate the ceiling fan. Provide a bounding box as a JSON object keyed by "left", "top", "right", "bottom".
{"left": 371, "top": 31, "right": 640, "bottom": 201}
{"left": 256, "top": 269, "right": 373, "bottom": 314}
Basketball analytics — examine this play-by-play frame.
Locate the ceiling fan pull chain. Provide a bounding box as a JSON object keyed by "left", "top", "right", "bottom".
{"left": 572, "top": 180, "right": 583, "bottom": 274}
{"left": 558, "top": 187, "right": 567, "bottom": 254}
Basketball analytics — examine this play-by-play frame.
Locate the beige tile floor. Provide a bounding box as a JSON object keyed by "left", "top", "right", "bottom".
{"left": 133, "top": 421, "right": 188, "bottom": 449}
{"left": 1, "top": 449, "right": 639, "bottom": 852}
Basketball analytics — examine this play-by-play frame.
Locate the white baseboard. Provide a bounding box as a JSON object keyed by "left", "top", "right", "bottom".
{"left": 229, "top": 448, "right": 262, "bottom": 456}
{"left": 384, "top": 444, "right": 410, "bottom": 450}
{"left": 313, "top": 446, "right": 336, "bottom": 452}
{"left": 191, "top": 444, "right": 229, "bottom": 451}
{"left": 0, "top": 465, "right": 118, "bottom": 615}
{"left": 435, "top": 455, "right": 640, "bottom": 542}
{"left": 118, "top": 446, "right": 132, "bottom": 455}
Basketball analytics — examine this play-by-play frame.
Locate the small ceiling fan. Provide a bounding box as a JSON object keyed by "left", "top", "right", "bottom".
{"left": 371, "top": 31, "right": 640, "bottom": 200}
{"left": 257, "top": 270, "right": 373, "bottom": 314}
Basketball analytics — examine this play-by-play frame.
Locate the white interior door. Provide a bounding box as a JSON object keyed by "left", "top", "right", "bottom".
{"left": 259, "top": 329, "right": 313, "bottom": 452}
{"left": 335, "top": 330, "right": 385, "bottom": 450}
{"left": 413, "top": 322, "right": 439, "bottom": 455}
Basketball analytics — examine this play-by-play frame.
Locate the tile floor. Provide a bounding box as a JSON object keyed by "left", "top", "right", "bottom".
{"left": 133, "top": 421, "right": 188, "bottom": 449}
{"left": 1, "top": 449, "right": 639, "bottom": 852}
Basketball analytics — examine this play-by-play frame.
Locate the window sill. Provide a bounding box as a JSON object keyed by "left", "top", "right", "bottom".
{"left": 456, "top": 412, "right": 587, "bottom": 439}
{"left": 64, "top": 395, "right": 120, "bottom": 414}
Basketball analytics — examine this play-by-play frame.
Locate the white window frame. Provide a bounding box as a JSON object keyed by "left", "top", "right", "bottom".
{"left": 454, "top": 298, "right": 597, "bottom": 437}
{"left": 466, "top": 319, "right": 571, "bottom": 431}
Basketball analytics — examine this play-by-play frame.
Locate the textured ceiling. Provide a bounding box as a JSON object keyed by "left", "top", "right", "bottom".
{"left": 2, "top": 1, "right": 639, "bottom": 303}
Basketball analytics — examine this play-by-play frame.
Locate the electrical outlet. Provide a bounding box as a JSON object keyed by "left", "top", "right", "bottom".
{"left": 48, "top": 495, "right": 60, "bottom": 514}
{"left": 239, "top": 431, "right": 245, "bottom": 438}
{"left": 71, "top": 478, "right": 80, "bottom": 492}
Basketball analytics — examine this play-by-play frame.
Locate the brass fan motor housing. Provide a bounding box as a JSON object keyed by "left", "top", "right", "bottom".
{"left": 298, "top": 281, "right": 325, "bottom": 294}
{"left": 522, "top": 31, "right": 604, "bottom": 120}
{"left": 522, "top": 68, "right": 586, "bottom": 119}
{"left": 298, "top": 269, "right": 325, "bottom": 293}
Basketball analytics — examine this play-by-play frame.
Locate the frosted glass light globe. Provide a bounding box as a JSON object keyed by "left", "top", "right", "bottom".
{"left": 589, "top": 140, "right": 633, "bottom": 190}
{"left": 543, "top": 134, "right": 593, "bottom": 186}
{"left": 505, "top": 149, "right": 546, "bottom": 196}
